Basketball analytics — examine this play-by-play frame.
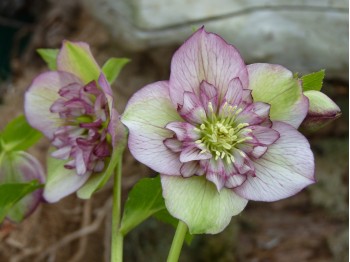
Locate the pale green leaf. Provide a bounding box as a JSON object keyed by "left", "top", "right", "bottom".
{"left": 37, "top": 49, "right": 59, "bottom": 70}
{"left": 102, "top": 58, "right": 130, "bottom": 85}
{"left": 301, "top": 69, "right": 325, "bottom": 91}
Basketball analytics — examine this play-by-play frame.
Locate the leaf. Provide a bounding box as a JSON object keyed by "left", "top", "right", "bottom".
{"left": 120, "top": 176, "right": 165, "bottom": 235}
{"left": 0, "top": 181, "right": 43, "bottom": 223}
{"left": 301, "top": 69, "right": 325, "bottom": 91}
{"left": 77, "top": 137, "right": 126, "bottom": 199}
{"left": 153, "top": 209, "right": 194, "bottom": 245}
{"left": 102, "top": 58, "right": 130, "bottom": 85}
{"left": 37, "top": 49, "right": 59, "bottom": 70}
{"left": 0, "top": 115, "right": 42, "bottom": 153}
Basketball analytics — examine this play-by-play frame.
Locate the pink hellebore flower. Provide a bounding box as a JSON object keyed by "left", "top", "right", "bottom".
{"left": 25, "top": 42, "right": 124, "bottom": 202}
{"left": 122, "top": 28, "right": 315, "bottom": 234}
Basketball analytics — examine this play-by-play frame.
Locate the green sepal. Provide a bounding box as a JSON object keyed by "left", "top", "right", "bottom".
{"left": 0, "top": 115, "right": 42, "bottom": 153}
{"left": 58, "top": 41, "right": 100, "bottom": 84}
{"left": 77, "top": 135, "right": 126, "bottom": 199}
{"left": 301, "top": 69, "right": 325, "bottom": 91}
{"left": 37, "top": 49, "right": 59, "bottom": 70}
{"left": 0, "top": 181, "right": 43, "bottom": 223}
{"left": 102, "top": 58, "right": 130, "bottom": 85}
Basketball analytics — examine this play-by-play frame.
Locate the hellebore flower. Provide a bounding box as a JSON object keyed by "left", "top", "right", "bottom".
{"left": 0, "top": 151, "right": 45, "bottom": 222}
{"left": 300, "top": 90, "right": 341, "bottom": 132}
{"left": 25, "top": 41, "right": 125, "bottom": 202}
{"left": 122, "top": 28, "right": 315, "bottom": 234}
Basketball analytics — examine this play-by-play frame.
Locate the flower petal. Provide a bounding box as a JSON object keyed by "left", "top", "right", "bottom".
{"left": 44, "top": 156, "right": 90, "bottom": 203}
{"left": 161, "top": 175, "right": 248, "bottom": 234}
{"left": 57, "top": 41, "right": 101, "bottom": 83}
{"left": 121, "top": 81, "right": 183, "bottom": 175}
{"left": 249, "top": 125, "right": 280, "bottom": 146}
{"left": 178, "top": 91, "right": 206, "bottom": 124}
{"left": 169, "top": 27, "right": 248, "bottom": 106}
{"left": 248, "top": 63, "right": 308, "bottom": 128}
{"left": 234, "top": 121, "right": 315, "bottom": 201}
{"left": 223, "top": 77, "right": 243, "bottom": 106}
{"left": 180, "top": 145, "right": 212, "bottom": 162}
{"left": 24, "top": 71, "right": 81, "bottom": 139}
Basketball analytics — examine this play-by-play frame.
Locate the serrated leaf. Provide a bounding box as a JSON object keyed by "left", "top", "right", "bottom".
{"left": 102, "top": 58, "right": 130, "bottom": 85}
{"left": 37, "top": 49, "right": 59, "bottom": 70}
{"left": 0, "top": 181, "right": 42, "bottom": 223}
{"left": 120, "top": 176, "right": 165, "bottom": 235}
{"left": 0, "top": 115, "right": 42, "bottom": 153}
{"left": 301, "top": 69, "right": 325, "bottom": 91}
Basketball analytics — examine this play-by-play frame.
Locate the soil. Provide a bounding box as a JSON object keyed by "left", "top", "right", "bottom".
{"left": 0, "top": 1, "right": 348, "bottom": 261}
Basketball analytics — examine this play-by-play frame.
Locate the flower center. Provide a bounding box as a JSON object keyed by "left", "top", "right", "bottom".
{"left": 195, "top": 102, "right": 252, "bottom": 164}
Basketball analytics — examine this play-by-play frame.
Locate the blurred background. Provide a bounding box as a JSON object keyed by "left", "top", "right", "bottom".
{"left": 0, "top": 0, "right": 348, "bottom": 261}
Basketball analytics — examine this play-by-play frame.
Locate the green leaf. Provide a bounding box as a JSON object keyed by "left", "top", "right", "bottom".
{"left": 102, "top": 58, "right": 130, "bottom": 85}
{"left": 120, "top": 176, "right": 165, "bottom": 235}
{"left": 301, "top": 69, "right": 325, "bottom": 91}
{"left": 0, "top": 181, "right": 42, "bottom": 223}
{"left": 77, "top": 137, "right": 126, "bottom": 199}
{"left": 37, "top": 49, "right": 59, "bottom": 70}
{"left": 0, "top": 115, "right": 42, "bottom": 153}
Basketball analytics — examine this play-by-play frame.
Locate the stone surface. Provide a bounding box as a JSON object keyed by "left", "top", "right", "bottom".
{"left": 81, "top": 0, "right": 349, "bottom": 79}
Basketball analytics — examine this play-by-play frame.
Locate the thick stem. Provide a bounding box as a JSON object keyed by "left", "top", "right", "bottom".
{"left": 167, "top": 220, "right": 188, "bottom": 262}
{"left": 111, "top": 154, "right": 123, "bottom": 262}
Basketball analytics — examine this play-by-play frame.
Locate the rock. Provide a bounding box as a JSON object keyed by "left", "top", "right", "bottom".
{"left": 81, "top": 0, "right": 348, "bottom": 79}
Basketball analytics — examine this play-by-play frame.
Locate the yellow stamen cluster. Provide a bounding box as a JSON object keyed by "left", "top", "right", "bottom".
{"left": 195, "top": 102, "right": 252, "bottom": 164}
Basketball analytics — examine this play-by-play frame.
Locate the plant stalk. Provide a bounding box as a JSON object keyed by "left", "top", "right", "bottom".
{"left": 167, "top": 220, "right": 188, "bottom": 262}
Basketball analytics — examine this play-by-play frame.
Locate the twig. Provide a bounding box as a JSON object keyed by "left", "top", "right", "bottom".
{"left": 68, "top": 200, "right": 92, "bottom": 262}
{"left": 37, "top": 198, "right": 112, "bottom": 261}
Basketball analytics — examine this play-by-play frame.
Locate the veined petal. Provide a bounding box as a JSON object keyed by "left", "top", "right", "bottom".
{"left": 57, "top": 41, "right": 101, "bottom": 84}
{"left": 161, "top": 175, "right": 248, "bottom": 234}
{"left": 121, "top": 81, "right": 183, "bottom": 175}
{"left": 24, "top": 71, "right": 81, "bottom": 139}
{"left": 248, "top": 63, "right": 308, "bottom": 128}
{"left": 234, "top": 121, "right": 315, "bottom": 201}
{"left": 165, "top": 122, "right": 199, "bottom": 141}
{"left": 223, "top": 77, "right": 243, "bottom": 106}
{"left": 249, "top": 125, "right": 280, "bottom": 146}
{"left": 178, "top": 91, "right": 206, "bottom": 124}
{"left": 169, "top": 27, "right": 248, "bottom": 106}
{"left": 199, "top": 81, "right": 219, "bottom": 114}
{"left": 44, "top": 157, "right": 90, "bottom": 203}
{"left": 180, "top": 145, "right": 212, "bottom": 162}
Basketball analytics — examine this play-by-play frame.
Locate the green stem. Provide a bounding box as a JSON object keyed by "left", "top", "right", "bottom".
{"left": 111, "top": 154, "right": 123, "bottom": 262}
{"left": 167, "top": 220, "right": 188, "bottom": 262}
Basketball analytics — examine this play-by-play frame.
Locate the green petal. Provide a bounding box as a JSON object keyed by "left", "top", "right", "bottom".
{"left": 57, "top": 41, "right": 100, "bottom": 83}
{"left": 161, "top": 175, "right": 248, "bottom": 234}
{"left": 248, "top": 63, "right": 308, "bottom": 128}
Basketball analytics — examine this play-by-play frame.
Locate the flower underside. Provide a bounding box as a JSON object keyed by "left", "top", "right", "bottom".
{"left": 50, "top": 81, "right": 112, "bottom": 176}
{"left": 164, "top": 81, "right": 280, "bottom": 190}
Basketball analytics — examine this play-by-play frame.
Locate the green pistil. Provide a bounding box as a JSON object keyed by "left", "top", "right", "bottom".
{"left": 195, "top": 102, "right": 252, "bottom": 164}
{"left": 76, "top": 115, "right": 93, "bottom": 124}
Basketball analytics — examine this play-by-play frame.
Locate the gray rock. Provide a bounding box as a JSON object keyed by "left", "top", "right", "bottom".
{"left": 81, "top": 0, "right": 348, "bottom": 79}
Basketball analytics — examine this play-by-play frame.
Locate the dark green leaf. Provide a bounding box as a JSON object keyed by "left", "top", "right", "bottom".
{"left": 37, "top": 49, "right": 59, "bottom": 70}
{"left": 0, "top": 115, "right": 42, "bottom": 152}
{"left": 301, "top": 69, "right": 325, "bottom": 91}
{"left": 120, "top": 176, "right": 165, "bottom": 235}
{"left": 102, "top": 58, "right": 130, "bottom": 85}
{"left": 0, "top": 181, "right": 42, "bottom": 223}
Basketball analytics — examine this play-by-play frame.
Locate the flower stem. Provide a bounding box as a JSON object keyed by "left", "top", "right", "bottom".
{"left": 111, "top": 154, "right": 123, "bottom": 262}
{"left": 167, "top": 220, "right": 188, "bottom": 262}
